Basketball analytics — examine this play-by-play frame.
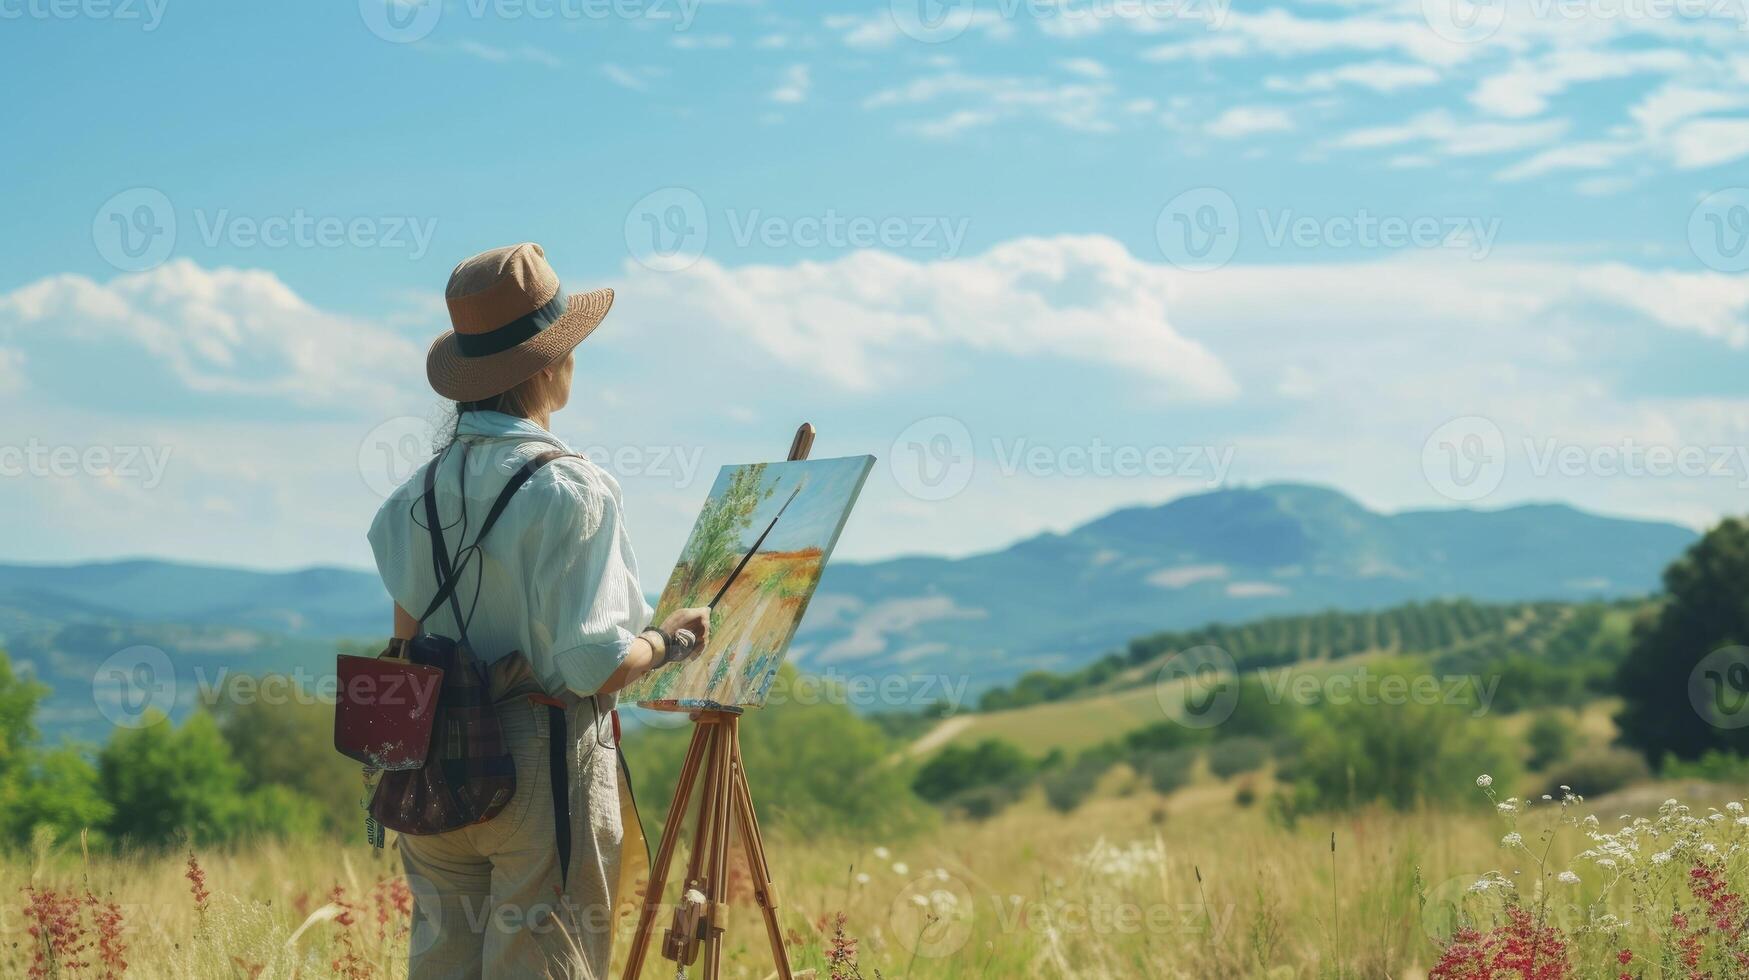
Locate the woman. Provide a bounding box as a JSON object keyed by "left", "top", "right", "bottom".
{"left": 368, "top": 242, "right": 709, "bottom": 979}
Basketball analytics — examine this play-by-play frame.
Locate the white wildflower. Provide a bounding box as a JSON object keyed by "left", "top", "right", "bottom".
{"left": 1501, "top": 833, "right": 1523, "bottom": 848}
{"left": 893, "top": 862, "right": 909, "bottom": 875}
{"left": 855, "top": 872, "right": 870, "bottom": 885}
{"left": 873, "top": 846, "right": 890, "bottom": 860}
{"left": 1557, "top": 871, "right": 1580, "bottom": 885}
{"left": 1477, "top": 774, "right": 1493, "bottom": 788}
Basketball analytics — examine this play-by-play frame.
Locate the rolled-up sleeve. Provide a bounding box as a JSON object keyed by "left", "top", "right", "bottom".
{"left": 527, "top": 466, "right": 646, "bottom": 696}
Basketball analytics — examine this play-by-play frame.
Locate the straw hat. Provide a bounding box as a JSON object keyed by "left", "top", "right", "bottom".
{"left": 426, "top": 242, "right": 614, "bottom": 402}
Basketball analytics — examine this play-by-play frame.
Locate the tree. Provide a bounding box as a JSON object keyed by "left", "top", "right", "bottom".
{"left": 1287, "top": 663, "right": 1517, "bottom": 812}
{"left": 674, "top": 464, "right": 773, "bottom": 603}
{"left": 99, "top": 711, "right": 249, "bottom": 846}
{"left": 1615, "top": 518, "right": 1749, "bottom": 762}
{"left": 912, "top": 739, "right": 1033, "bottom": 803}
{"left": 0, "top": 650, "right": 110, "bottom": 845}
{"left": 207, "top": 675, "right": 364, "bottom": 834}
{"left": 1525, "top": 710, "right": 1575, "bottom": 771}
{"left": 98, "top": 710, "right": 321, "bottom": 847}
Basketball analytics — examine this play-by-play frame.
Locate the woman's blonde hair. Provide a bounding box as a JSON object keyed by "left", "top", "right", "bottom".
{"left": 439, "top": 363, "right": 567, "bottom": 448}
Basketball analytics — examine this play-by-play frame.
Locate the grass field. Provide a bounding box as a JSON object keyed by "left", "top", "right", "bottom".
{"left": 9, "top": 759, "right": 1743, "bottom": 979}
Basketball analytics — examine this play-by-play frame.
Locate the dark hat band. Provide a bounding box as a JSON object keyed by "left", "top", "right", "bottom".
{"left": 454, "top": 288, "right": 567, "bottom": 358}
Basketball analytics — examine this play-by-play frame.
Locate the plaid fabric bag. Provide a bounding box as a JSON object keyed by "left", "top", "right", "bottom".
{"left": 342, "top": 444, "right": 577, "bottom": 838}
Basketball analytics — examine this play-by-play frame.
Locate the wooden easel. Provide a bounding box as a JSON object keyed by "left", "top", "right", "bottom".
{"left": 620, "top": 424, "right": 813, "bottom": 980}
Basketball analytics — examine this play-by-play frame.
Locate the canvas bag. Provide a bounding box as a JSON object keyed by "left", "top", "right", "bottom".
{"left": 335, "top": 444, "right": 574, "bottom": 838}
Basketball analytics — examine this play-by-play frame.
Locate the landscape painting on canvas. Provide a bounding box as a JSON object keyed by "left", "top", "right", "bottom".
{"left": 624, "top": 454, "right": 874, "bottom": 711}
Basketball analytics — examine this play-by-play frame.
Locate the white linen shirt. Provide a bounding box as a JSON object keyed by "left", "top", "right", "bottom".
{"left": 367, "top": 411, "right": 655, "bottom": 698}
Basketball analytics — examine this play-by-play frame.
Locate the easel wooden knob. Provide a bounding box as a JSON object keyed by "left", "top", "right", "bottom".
{"left": 620, "top": 424, "right": 814, "bottom": 980}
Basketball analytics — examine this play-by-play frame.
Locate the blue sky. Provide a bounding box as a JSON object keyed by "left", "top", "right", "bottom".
{"left": 1, "top": 0, "right": 1747, "bottom": 576}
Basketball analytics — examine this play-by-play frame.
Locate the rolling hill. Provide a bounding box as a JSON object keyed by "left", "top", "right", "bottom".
{"left": 0, "top": 483, "right": 1696, "bottom": 741}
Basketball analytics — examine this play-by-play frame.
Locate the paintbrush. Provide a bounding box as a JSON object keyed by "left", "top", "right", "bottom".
{"left": 708, "top": 480, "right": 805, "bottom": 610}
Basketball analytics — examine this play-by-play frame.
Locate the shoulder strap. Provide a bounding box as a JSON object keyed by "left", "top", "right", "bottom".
{"left": 416, "top": 448, "right": 578, "bottom": 627}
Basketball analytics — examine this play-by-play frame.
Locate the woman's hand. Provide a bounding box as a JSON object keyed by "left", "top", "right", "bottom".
{"left": 598, "top": 607, "right": 712, "bottom": 694}
{"left": 661, "top": 606, "right": 711, "bottom": 662}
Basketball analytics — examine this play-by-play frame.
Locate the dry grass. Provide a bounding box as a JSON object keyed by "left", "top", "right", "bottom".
{"left": 13, "top": 772, "right": 1734, "bottom": 979}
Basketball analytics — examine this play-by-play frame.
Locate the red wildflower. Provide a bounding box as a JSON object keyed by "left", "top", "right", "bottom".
{"left": 184, "top": 852, "right": 210, "bottom": 912}
{"left": 1430, "top": 905, "right": 1574, "bottom": 980}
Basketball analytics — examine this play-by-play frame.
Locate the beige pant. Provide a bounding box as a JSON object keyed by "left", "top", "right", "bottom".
{"left": 401, "top": 656, "right": 624, "bottom": 980}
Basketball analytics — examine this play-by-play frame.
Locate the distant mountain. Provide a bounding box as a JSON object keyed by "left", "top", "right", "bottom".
{"left": 0, "top": 484, "right": 1698, "bottom": 739}
{"left": 787, "top": 484, "right": 1696, "bottom": 689}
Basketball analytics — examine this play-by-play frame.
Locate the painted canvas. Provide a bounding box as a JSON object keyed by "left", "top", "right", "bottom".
{"left": 624, "top": 454, "right": 875, "bottom": 711}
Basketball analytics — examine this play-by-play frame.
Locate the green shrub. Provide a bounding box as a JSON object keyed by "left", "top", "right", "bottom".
{"left": 1543, "top": 748, "right": 1652, "bottom": 798}
{"left": 1661, "top": 750, "right": 1749, "bottom": 783}
{"left": 912, "top": 738, "right": 1034, "bottom": 803}
{"left": 1525, "top": 710, "right": 1576, "bottom": 771}
{"left": 1143, "top": 749, "right": 1198, "bottom": 796}
{"left": 1207, "top": 736, "right": 1270, "bottom": 779}
{"left": 1288, "top": 667, "right": 1518, "bottom": 813}
{"left": 1042, "top": 764, "right": 1101, "bottom": 813}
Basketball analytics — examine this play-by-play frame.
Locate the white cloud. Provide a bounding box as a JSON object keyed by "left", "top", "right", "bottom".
{"left": 1207, "top": 105, "right": 1296, "bottom": 138}
{"left": 601, "top": 63, "right": 650, "bottom": 91}
{"left": 0, "top": 261, "right": 422, "bottom": 409}
{"left": 1496, "top": 140, "right": 1636, "bottom": 180}
{"left": 771, "top": 63, "right": 811, "bottom": 103}
{"left": 1468, "top": 48, "right": 1692, "bottom": 119}
{"left": 1266, "top": 61, "right": 1441, "bottom": 94}
{"left": 863, "top": 71, "right": 1117, "bottom": 135}
{"left": 1058, "top": 57, "right": 1109, "bottom": 79}
{"left": 1668, "top": 117, "right": 1749, "bottom": 169}
{"left": 614, "top": 236, "right": 1240, "bottom": 398}
{"left": 1335, "top": 109, "right": 1568, "bottom": 157}
{"left": 447, "top": 41, "right": 561, "bottom": 69}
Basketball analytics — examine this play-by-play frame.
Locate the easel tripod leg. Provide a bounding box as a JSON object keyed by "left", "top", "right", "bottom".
{"left": 730, "top": 729, "right": 793, "bottom": 980}
{"left": 622, "top": 719, "right": 710, "bottom": 979}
